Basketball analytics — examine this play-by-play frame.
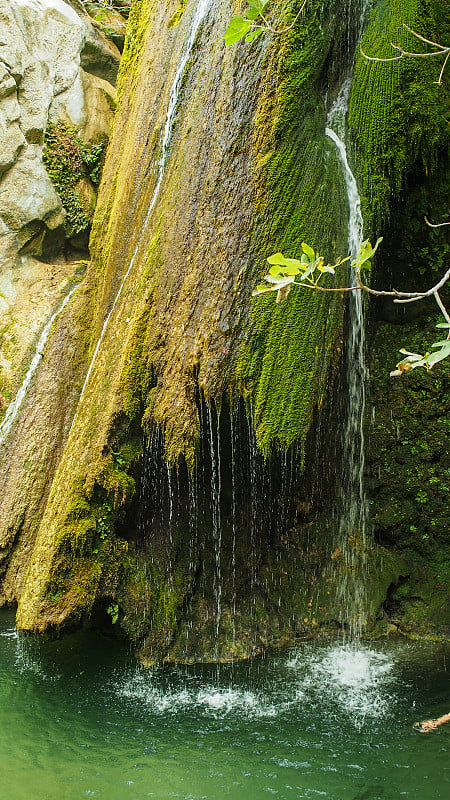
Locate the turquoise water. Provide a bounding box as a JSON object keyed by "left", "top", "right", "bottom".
{"left": 0, "top": 607, "right": 449, "bottom": 800}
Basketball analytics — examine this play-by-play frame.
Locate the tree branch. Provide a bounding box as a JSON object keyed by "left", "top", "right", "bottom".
{"left": 425, "top": 216, "right": 450, "bottom": 228}
{"left": 359, "top": 24, "right": 450, "bottom": 84}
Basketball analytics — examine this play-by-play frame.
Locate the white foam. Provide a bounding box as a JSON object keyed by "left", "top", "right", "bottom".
{"left": 118, "top": 675, "right": 285, "bottom": 718}
{"left": 287, "top": 643, "right": 396, "bottom": 722}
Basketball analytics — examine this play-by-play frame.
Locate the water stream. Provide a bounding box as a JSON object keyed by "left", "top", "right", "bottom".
{"left": 0, "top": 285, "right": 78, "bottom": 448}
{"left": 77, "top": 0, "right": 212, "bottom": 404}
{"left": 325, "top": 1, "right": 370, "bottom": 636}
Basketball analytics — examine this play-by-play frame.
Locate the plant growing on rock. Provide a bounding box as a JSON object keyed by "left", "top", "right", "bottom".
{"left": 42, "top": 124, "right": 107, "bottom": 238}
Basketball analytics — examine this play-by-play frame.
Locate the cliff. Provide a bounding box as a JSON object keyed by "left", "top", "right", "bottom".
{"left": 0, "top": 0, "right": 448, "bottom": 661}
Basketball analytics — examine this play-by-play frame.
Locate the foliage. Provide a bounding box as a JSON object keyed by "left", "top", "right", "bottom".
{"left": 253, "top": 236, "right": 450, "bottom": 375}
{"left": 107, "top": 602, "right": 119, "bottom": 624}
{"left": 253, "top": 238, "right": 381, "bottom": 302}
{"left": 223, "top": 0, "right": 307, "bottom": 46}
{"left": 42, "top": 124, "right": 107, "bottom": 238}
{"left": 223, "top": 0, "right": 268, "bottom": 45}
{"left": 391, "top": 323, "right": 450, "bottom": 375}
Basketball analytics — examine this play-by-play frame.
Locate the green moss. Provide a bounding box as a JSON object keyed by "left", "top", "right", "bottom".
{"left": 168, "top": 0, "right": 187, "bottom": 29}
{"left": 117, "top": 0, "right": 153, "bottom": 100}
{"left": 349, "top": 0, "right": 450, "bottom": 231}
{"left": 235, "top": 1, "right": 348, "bottom": 455}
{"left": 120, "top": 298, "right": 156, "bottom": 419}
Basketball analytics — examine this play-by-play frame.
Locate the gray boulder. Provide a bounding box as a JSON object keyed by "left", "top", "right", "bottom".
{"left": 0, "top": 0, "right": 119, "bottom": 267}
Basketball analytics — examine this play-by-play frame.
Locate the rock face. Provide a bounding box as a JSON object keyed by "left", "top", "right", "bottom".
{"left": 0, "top": 0, "right": 448, "bottom": 661}
{"left": 0, "top": 0, "right": 122, "bottom": 457}
{"left": 0, "top": 0, "right": 119, "bottom": 268}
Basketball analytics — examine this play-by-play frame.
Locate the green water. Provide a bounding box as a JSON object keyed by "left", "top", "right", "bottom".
{"left": 0, "top": 607, "right": 449, "bottom": 800}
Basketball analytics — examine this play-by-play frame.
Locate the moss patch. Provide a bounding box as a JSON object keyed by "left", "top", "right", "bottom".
{"left": 235, "top": 1, "right": 352, "bottom": 455}
{"left": 43, "top": 124, "right": 107, "bottom": 238}
{"left": 349, "top": 0, "right": 450, "bottom": 231}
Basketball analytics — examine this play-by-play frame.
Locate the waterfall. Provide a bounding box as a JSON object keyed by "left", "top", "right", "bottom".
{"left": 0, "top": 286, "right": 78, "bottom": 449}
{"left": 325, "top": 1, "right": 370, "bottom": 636}
{"left": 77, "top": 0, "right": 212, "bottom": 405}
{"left": 136, "top": 400, "right": 296, "bottom": 660}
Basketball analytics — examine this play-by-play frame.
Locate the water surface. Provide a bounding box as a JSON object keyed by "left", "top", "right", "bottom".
{"left": 1, "top": 607, "right": 449, "bottom": 799}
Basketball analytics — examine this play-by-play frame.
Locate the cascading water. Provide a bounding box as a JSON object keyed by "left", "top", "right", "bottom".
{"left": 136, "top": 400, "right": 296, "bottom": 661}
{"left": 325, "top": 0, "right": 370, "bottom": 636}
{"left": 0, "top": 285, "right": 78, "bottom": 448}
{"left": 77, "top": 0, "right": 213, "bottom": 404}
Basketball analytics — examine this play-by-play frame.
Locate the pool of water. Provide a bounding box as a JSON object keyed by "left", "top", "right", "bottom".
{"left": 1, "top": 606, "right": 449, "bottom": 799}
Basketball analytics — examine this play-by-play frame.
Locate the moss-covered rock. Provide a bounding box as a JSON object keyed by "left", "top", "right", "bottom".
{"left": 366, "top": 316, "right": 450, "bottom": 640}
{"left": 8, "top": 0, "right": 449, "bottom": 657}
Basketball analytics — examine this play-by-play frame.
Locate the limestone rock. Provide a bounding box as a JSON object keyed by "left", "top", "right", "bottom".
{"left": 0, "top": 0, "right": 120, "bottom": 268}
{"left": 0, "top": 63, "right": 17, "bottom": 99}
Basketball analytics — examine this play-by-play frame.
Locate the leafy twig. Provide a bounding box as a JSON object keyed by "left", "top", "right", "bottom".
{"left": 253, "top": 239, "right": 450, "bottom": 375}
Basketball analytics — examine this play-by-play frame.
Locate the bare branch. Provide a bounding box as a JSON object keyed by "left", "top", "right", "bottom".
{"left": 425, "top": 216, "right": 450, "bottom": 228}
{"left": 257, "top": 0, "right": 308, "bottom": 35}
{"left": 402, "top": 24, "right": 449, "bottom": 52}
{"left": 438, "top": 50, "right": 450, "bottom": 84}
{"left": 433, "top": 291, "right": 450, "bottom": 327}
{"left": 391, "top": 268, "right": 450, "bottom": 303}
{"left": 359, "top": 44, "right": 402, "bottom": 63}
{"left": 359, "top": 24, "right": 450, "bottom": 83}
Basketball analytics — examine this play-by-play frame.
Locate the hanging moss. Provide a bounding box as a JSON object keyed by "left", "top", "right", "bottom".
{"left": 349, "top": 0, "right": 450, "bottom": 232}
{"left": 235, "top": 1, "right": 350, "bottom": 455}
{"left": 116, "top": 0, "right": 152, "bottom": 100}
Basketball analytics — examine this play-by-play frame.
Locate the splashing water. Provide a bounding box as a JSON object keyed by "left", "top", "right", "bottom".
{"left": 1, "top": 606, "right": 449, "bottom": 799}
{"left": 287, "top": 642, "right": 396, "bottom": 724}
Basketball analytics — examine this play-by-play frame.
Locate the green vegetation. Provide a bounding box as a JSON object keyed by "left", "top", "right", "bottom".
{"left": 43, "top": 124, "right": 107, "bottom": 238}
{"left": 349, "top": 0, "right": 450, "bottom": 230}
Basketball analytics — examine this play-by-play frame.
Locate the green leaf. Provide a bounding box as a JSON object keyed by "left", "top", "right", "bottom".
{"left": 425, "top": 347, "right": 450, "bottom": 367}
{"left": 298, "top": 264, "right": 315, "bottom": 281}
{"left": 246, "top": 8, "right": 259, "bottom": 21}
{"left": 245, "top": 28, "right": 263, "bottom": 42}
{"left": 283, "top": 258, "right": 302, "bottom": 269}
{"left": 267, "top": 252, "right": 287, "bottom": 265}
{"left": 436, "top": 322, "right": 450, "bottom": 328}
{"left": 223, "top": 15, "right": 252, "bottom": 45}
{"left": 252, "top": 284, "right": 276, "bottom": 296}
{"left": 280, "top": 264, "right": 301, "bottom": 275}
{"left": 247, "top": 0, "right": 269, "bottom": 13}
{"left": 352, "top": 237, "right": 383, "bottom": 268}
{"left": 301, "top": 242, "right": 315, "bottom": 259}
{"left": 265, "top": 274, "right": 289, "bottom": 284}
